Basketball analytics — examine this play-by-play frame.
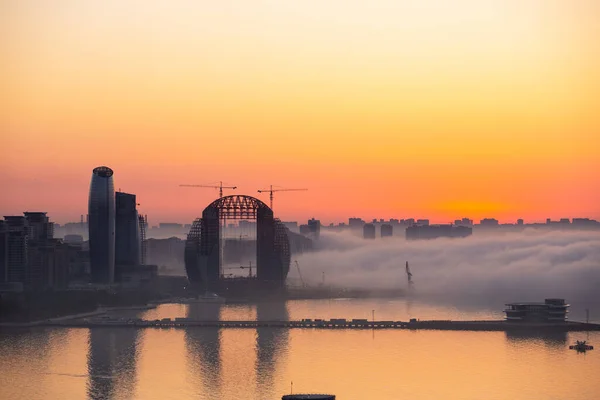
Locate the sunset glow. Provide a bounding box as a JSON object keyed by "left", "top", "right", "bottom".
{"left": 2, "top": 0, "right": 599, "bottom": 223}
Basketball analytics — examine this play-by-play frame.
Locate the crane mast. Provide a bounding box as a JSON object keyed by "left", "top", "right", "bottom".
{"left": 294, "top": 260, "right": 305, "bottom": 288}
{"left": 406, "top": 261, "right": 414, "bottom": 287}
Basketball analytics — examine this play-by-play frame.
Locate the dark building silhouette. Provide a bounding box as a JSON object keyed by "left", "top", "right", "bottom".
{"left": 23, "top": 212, "right": 56, "bottom": 289}
{"left": 406, "top": 224, "right": 472, "bottom": 240}
{"left": 23, "top": 212, "right": 54, "bottom": 241}
{"left": 115, "top": 192, "right": 140, "bottom": 268}
{"left": 0, "top": 213, "right": 69, "bottom": 290}
{"left": 479, "top": 218, "right": 499, "bottom": 227}
{"left": 301, "top": 218, "right": 321, "bottom": 239}
{"left": 88, "top": 166, "right": 115, "bottom": 284}
{"left": 1, "top": 216, "right": 28, "bottom": 285}
{"left": 380, "top": 224, "right": 393, "bottom": 238}
{"left": 0, "top": 220, "right": 6, "bottom": 283}
{"left": 348, "top": 217, "right": 365, "bottom": 233}
{"left": 63, "top": 234, "right": 84, "bottom": 244}
{"left": 504, "top": 299, "right": 569, "bottom": 322}
{"left": 454, "top": 218, "right": 473, "bottom": 227}
{"left": 363, "top": 223, "right": 376, "bottom": 239}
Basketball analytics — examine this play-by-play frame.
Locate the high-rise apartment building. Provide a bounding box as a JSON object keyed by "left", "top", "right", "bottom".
{"left": 115, "top": 192, "right": 140, "bottom": 267}
{"left": 88, "top": 166, "right": 115, "bottom": 283}
{"left": 2, "top": 216, "right": 29, "bottom": 284}
{"left": 363, "top": 223, "right": 376, "bottom": 239}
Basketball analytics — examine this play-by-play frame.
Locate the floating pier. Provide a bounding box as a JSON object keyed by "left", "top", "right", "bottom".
{"left": 43, "top": 317, "right": 600, "bottom": 331}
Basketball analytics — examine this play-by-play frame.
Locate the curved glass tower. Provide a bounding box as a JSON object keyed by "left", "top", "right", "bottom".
{"left": 88, "top": 166, "right": 115, "bottom": 283}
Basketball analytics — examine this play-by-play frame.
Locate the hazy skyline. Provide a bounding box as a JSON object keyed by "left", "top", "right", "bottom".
{"left": 2, "top": 1, "right": 599, "bottom": 223}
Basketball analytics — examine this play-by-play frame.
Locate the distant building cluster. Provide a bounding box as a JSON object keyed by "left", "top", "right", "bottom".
{"left": 300, "top": 218, "right": 321, "bottom": 239}
{"left": 0, "top": 166, "right": 159, "bottom": 294}
{"left": 0, "top": 212, "right": 86, "bottom": 292}
{"left": 290, "top": 215, "right": 600, "bottom": 241}
{"left": 406, "top": 224, "right": 472, "bottom": 240}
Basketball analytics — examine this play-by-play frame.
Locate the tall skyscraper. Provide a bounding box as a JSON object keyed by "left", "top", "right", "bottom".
{"left": 88, "top": 166, "right": 115, "bottom": 283}
{"left": 115, "top": 192, "right": 140, "bottom": 267}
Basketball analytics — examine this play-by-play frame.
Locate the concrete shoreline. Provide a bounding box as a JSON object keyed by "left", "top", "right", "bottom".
{"left": 0, "top": 304, "right": 156, "bottom": 328}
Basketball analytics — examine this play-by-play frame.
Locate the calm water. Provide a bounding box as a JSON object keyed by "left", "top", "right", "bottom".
{"left": 1, "top": 299, "right": 599, "bottom": 400}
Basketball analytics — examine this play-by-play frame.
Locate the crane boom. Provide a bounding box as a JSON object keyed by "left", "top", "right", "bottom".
{"left": 180, "top": 181, "right": 237, "bottom": 198}
{"left": 257, "top": 185, "right": 308, "bottom": 209}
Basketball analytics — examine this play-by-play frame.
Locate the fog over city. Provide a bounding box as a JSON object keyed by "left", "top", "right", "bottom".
{"left": 294, "top": 230, "right": 600, "bottom": 306}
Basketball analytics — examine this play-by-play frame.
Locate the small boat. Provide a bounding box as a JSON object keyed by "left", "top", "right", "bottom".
{"left": 569, "top": 340, "right": 594, "bottom": 351}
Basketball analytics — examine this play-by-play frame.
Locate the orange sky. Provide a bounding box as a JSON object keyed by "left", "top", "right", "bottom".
{"left": 1, "top": 0, "right": 599, "bottom": 224}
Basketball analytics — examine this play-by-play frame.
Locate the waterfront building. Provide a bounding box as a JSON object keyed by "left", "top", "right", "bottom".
{"left": 0, "top": 220, "right": 8, "bottom": 283}
{"left": 115, "top": 191, "right": 140, "bottom": 268}
{"left": 23, "top": 212, "right": 55, "bottom": 288}
{"left": 2, "top": 216, "right": 29, "bottom": 284}
{"left": 504, "top": 298, "right": 569, "bottom": 322}
{"left": 88, "top": 166, "right": 116, "bottom": 283}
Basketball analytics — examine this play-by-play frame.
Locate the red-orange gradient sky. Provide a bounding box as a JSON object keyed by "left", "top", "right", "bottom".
{"left": 1, "top": 1, "right": 599, "bottom": 224}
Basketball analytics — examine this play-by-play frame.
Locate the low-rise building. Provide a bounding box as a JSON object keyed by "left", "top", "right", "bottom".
{"left": 504, "top": 298, "right": 569, "bottom": 322}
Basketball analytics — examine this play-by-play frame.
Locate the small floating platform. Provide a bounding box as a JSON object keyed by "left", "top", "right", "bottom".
{"left": 569, "top": 340, "right": 594, "bottom": 351}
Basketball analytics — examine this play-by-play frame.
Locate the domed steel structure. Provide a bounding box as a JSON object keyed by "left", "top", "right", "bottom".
{"left": 185, "top": 195, "right": 290, "bottom": 291}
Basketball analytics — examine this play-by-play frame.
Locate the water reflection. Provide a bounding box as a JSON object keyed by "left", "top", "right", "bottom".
{"left": 87, "top": 328, "right": 142, "bottom": 400}
{"left": 505, "top": 330, "right": 568, "bottom": 348}
{"left": 0, "top": 329, "right": 54, "bottom": 399}
{"left": 255, "top": 301, "right": 289, "bottom": 399}
{"left": 185, "top": 303, "right": 222, "bottom": 399}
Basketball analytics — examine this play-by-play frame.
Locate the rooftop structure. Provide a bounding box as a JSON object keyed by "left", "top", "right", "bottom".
{"left": 504, "top": 298, "right": 569, "bottom": 323}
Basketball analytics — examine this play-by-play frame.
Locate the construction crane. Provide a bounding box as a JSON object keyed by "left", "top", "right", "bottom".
{"left": 257, "top": 185, "right": 308, "bottom": 210}
{"left": 223, "top": 261, "right": 254, "bottom": 278}
{"left": 294, "top": 260, "right": 305, "bottom": 288}
{"left": 405, "top": 261, "right": 413, "bottom": 287}
{"left": 180, "top": 181, "right": 237, "bottom": 198}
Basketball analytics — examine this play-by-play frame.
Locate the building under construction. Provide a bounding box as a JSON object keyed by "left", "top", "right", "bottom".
{"left": 184, "top": 195, "right": 291, "bottom": 297}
